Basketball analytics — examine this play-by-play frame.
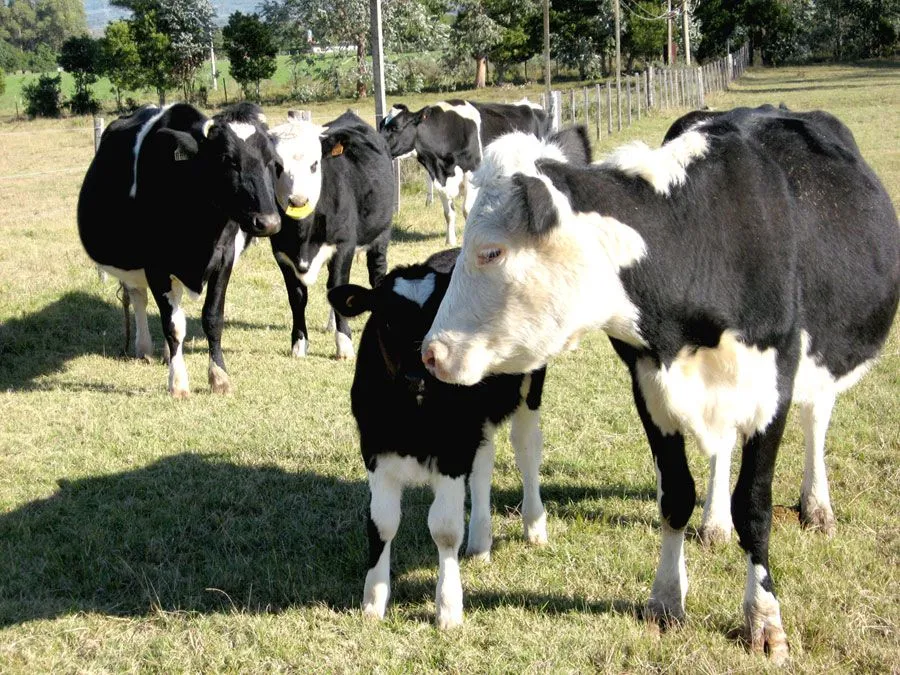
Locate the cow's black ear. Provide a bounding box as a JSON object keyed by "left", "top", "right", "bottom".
{"left": 328, "top": 284, "right": 373, "bottom": 317}
{"left": 512, "top": 173, "right": 559, "bottom": 237}
{"left": 156, "top": 128, "right": 199, "bottom": 160}
{"left": 321, "top": 133, "right": 346, "bottom": 158}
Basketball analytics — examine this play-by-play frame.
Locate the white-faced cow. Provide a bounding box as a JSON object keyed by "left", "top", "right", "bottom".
{"left": 269, "top": 110, "right": 395, "bottom": 360}
{"left": 422, "top": 105, "right": 899, "bottom": 662}
{"left": 78, "top": 102, "right": 288, "bottom": 398}
{"left": 328, "top": 248, "right": 548, "bottom": 629}
{"left": 379, "top": 100, "right": 552, "bottom": 245}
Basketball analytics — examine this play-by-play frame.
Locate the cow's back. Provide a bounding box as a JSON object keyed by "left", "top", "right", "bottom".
{"left": 471, "top": 102, "right": 551, "bottom": 144}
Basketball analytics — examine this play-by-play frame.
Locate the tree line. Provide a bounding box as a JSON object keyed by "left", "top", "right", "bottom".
{"left": 2, "top": 0, "right": 897, "bottom": 116}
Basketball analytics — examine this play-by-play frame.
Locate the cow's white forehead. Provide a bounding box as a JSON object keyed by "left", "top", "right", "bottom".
{"left": 393, "top": 274, "right": 436, "bottom": 307}
{"left": 271, "top": 120, "right": 323, "bottom": 164}
{"left": 473, "top": 132, "right": 569, "bottom": 189}
{"left": 228, "top": 122, "right": 257, "bottom": 140}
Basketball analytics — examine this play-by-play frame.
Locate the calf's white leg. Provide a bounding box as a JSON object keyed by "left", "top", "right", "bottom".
{"left": 429, "top": 474, "right": 466, "bottom": 629}
{"left": 699, "top": 434, "right": 736, "bottom": 546}
{"left": 465, "top": 434, "right": 496, "bottom": 561}
{"left": 798, "top": 394, "right": 836, "bottom": 534}
{"left": 363, "top": 467, "right": 403, "bottom": 620}
{"left": 510, "top": 404, "right": 547, "bottom": 545}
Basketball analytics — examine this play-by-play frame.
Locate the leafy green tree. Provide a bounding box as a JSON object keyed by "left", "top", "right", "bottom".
{"left": 0, "top": 66, "right": 5, "bottom": 95}
{"left": 100, "top": 20, "right": 143, "bottom": 110}
{"left": 550, "top": 0, "right": 613, "bottom": 79}
{"left": 624, "top": 0, "right": 668, "bottom": 66}
{"left": 449, "top": 0, "right": 502, "bottom": 88}
{"left": 58, "top": 34, "right": 101, "bottom": 113}
{"left": 222, "top": 12, "right": 277, "bottom": 101}
{"left": 485, "top": 0, "right": 541, "bottom": 82}
{"left": 130, "top": 9, "right": 177, "bottom": 104}
{"left": 0, "top": 0, "right": 86, "bottom": 53}
{"left": 22, "top": 72, "right": 62, "bottom": 116}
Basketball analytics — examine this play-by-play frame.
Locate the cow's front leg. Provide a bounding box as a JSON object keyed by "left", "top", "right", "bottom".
{"left": 363, "top": 463, "right": 403, "bottom": 620}
{"left": 202, "top": 260, "right": 234, "bottom": 394}
{"left": 326, "top": 245, "right": 355, "bottom": 359}
{"left": 461, "top": 170, "right": 478, "bottom": 220}
{"left": 465, "top": 433, "right": 496, "bottom": 562}
{"left": 699, "top": 439, "right": 735, "bottom": 546}
{"left": 148, "top": 273, "right": 189, "bottom": 398}
{"left": 630, "top": 376, "right": 695, "bottom": 623}
{"left": 366, "top": 229, "right": 391, "bottom": 288}
{"left": 434, "top": 168, "right": 463, "bottom": 246}
{"left": 510, "top": 397, "right": 548, "bottom": 545}
{"left": 798, "top": 394, "right": 836, "bottom": 535}
{"left": 275, "top": 255, "right": 310, "bottom": 357}
{"left": 429, "top": 473, "right": 466, "bottom": 629}
{"left": 733, "top": 399, "right": 791, "bottom": 665}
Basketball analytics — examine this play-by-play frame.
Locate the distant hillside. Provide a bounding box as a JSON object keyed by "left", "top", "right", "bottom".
{"left": 84, "top": 0, "right": 262, "bottom": 33}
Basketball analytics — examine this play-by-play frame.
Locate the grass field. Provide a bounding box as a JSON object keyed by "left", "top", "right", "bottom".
{"left": 0, "top": 63, "right": 898, "bottom": 672}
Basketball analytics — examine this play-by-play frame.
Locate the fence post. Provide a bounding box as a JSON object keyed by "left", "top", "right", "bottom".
{"left": 697, "top": 67, "right": 704, "bottom": 107}
{"left": 595, "top": 83, "right": 602, "bottom": 141}
{"left": 626, "top": 77, "right": 632, "bottom": 126}
{"left": 646, "top": 69, "right": 652, "bottom": 109}
{"left": 550, "top": 90, "right": 562, "bottom": 131}
{"left": 583, "top": 87, "right": 589, "bottom": 129}
{"left": 93, "top": 117, "right": 104, "bottom": 153}
{"left": 607, "top": 81, "right": 613, "bottom": 135}
{"left": 636, "top": 74, "right": 642, "bottom": 120}
{"left": 570, "top": 88, "right": 576, "bottom": 126}
{"left": 392, "top": 159, "right": 401, "bottom": 213}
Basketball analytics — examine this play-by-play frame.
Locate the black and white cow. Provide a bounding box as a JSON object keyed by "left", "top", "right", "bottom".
{"left": 422, "top": 106, "right": 899, "bottom": 661}
{"left": 662, "top": 104, "right": 876, "bottom": 543}
{"left": 269, "top": 110, "right": 395, "bottom": 359}
{"left": 78, "top": 102, "right": 287, "bottom": 397}
{"left": 379, "top": 99, "right": 553, "bottom": 245}
{"left": 328, "top": 248, "right": 548, "bottom": 628}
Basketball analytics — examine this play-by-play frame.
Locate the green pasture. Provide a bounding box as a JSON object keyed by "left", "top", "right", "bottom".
{"left": 0, "top": 63, "right": 897, "bottom": 672}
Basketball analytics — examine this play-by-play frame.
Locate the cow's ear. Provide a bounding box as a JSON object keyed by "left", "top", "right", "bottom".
{"left": 328, "top": 284, "right": 373, "bottom": 317}
{"left": 512, "top": 173, "right": 559, "bottom": 237}
{"left": 321, "top": 133, "right": 346, "bottom": 158}
{"left": 156, "top": 128, "right": 199, "bottom": 161}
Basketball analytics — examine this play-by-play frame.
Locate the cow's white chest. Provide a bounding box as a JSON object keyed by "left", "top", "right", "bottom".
{"left": 635, "top": 331, "right": 780, "bottom": 452}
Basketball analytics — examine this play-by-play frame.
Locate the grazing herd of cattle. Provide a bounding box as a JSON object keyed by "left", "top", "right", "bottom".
{"left": 76, "top": 96, "right": 898, "bottom": 664}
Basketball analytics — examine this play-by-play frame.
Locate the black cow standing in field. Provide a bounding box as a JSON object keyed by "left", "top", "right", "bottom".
{"left": 422, "top": 105, "right": 899, "bottom": 661}
{"left": 328, "top": 248, "right": 548, "bottom": 629}
{"left": 269, "top": 110, "right": 395, "bottom": 360}
{"left": 78, "top": 102, "right": 285, "bottom": 398}
{"left": 379, "top": 100, "right": 552, "bottom": 245}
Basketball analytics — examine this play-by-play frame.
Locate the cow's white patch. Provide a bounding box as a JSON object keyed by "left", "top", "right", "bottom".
{"left": 793, "top": 331, "right": 873, "bottom": 403}
{"left": 635, "top": 330, "right": 780, "bottom": 446}
{"left": 743, "top": 558, "right": 788, "bottom": 662}
{"left": 384, "top": 106, "right": 404, "bottom": 126}
{"left": 434, "top": 167, "right": 465, "bottom": 245}
{"left": 163, "top": 281, "right": 189, "bottom": 396}
{"left": 514, "top": 97, "right": 543, "bottom": 110}
{"left": 393, "top": 273, "right": 436, "bottom": 307}
{"left": 429, "top": 473, "right": 466, "bottom": 629}
{"left": 99, "top": 265, "right": 148, "bottom": 289}
{"left": 473, "top": 133, "right": 570, "bottom": 189}
{"left": 435, "top": 100, "right": 481, "bottom": 126}
{"left": 700, "top": 446, "right": 734, "bottom": 544}
{"left": 649, "top": 522, "right": 688, "bottom": 619}
{"left": 228, "top": 121, "right": 256, "bottom": 140}
{"left": 600, "top": 130, "right": 708, "bottom": 196}
{"left": 233, "top": 230, "right": 248, "bottom": 261}
{"left": 363, "top": 465, "right": 403, "bottom": 619}
{"left": 127, "top": 285, "right": 153, "bottom": 360}
{"left": 130, "top": 104, "right": 172, "bottom": 198}
{"left": 335, "top": 331, "right": 354, "bottom": 360}
{"left": 298, "top": 244, "right": 336, "bottom": 287}
{"left": 291, "top": 336, "right": 308, "bottom": 358}
{"left": 465, "top": 432, "right": 496, "bottom": 561}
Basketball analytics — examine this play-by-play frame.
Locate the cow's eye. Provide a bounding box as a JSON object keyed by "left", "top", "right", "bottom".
{"left": 310, "top": 160, "right": 318, "bottom": 173}
{"left": 477, "top": 246, "right": 504, "bottom": 266}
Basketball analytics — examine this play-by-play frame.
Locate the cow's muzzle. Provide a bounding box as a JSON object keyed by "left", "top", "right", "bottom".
{"left": 250, "top": 212, "right": 281, "bottom": 236}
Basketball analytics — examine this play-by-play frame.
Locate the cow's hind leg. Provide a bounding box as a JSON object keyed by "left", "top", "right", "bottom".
{"left": 148, "top": 274, "right": 189, "bottom": 398}
{"left": 326, "top": 246, "right": 355, "bottom": 359}
{"left": 118, "top": 282, "right": 132, "bottom": 357}
{"left": 699, "top": 441, "right": 735, "bottom": 546}
{"left": 429, "top": 473, "right": 466, "bottom": 629}
{"left": 202, "top": 259, "right": 234, "bottom": 394}
{"left": 510, "top": 397, "right": 548, "bottom": 546}
{"left": 732, "top": 399, "right": 791, "bottom": 664}
{"left": 798, "top": 394, "right": 836, "bottom": 535}
{"left": 126, "top": 285, "right": 153, "bottom": 362}
{"left": 465, "top": 433, "right": 496, "bottom": 562}
{"left": 363, "top": 464, "right": 403, "bottom": 620}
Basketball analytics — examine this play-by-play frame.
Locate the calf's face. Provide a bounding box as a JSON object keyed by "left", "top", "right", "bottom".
{"left": 270, "top": 120, "right": 325, "bottom": 220}
{"left": 202, "top": 122, "right": 281, "bottom": 236}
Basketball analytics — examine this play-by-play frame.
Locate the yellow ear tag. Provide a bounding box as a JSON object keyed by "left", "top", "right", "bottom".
{"left": 285, "top": 203, "right": 314, "bottom": 220}
{"left": 331, "top": 141, "right": 344, "bottom": 157}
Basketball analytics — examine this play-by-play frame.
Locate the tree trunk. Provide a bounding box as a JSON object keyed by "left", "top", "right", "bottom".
{"left": 474, "top": 56, "right": 487, "bottom": 88}
{"left": 157, "top": 87, "right": 166, "bottom": 106}
{"left": 356, "top": 35, "right": 368, "bottom": 98}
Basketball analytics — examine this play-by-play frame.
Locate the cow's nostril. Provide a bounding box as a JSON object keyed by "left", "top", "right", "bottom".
{"left": 289, "top": 195, "right": 308, "bottom": 208}
{"left": 423, "top": 345, "right": 436, "bottom": 370}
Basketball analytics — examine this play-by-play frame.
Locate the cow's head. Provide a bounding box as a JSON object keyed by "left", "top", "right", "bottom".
{"left": 379, "top": 104, "right": 422, "bottom": 158}
{"left": 270, "top": 117, "right": 326, "bottom": 221}
{"left": 190, "top": 118, "right": 282, "bottom": 236}
{"left": 421, "top": 131, "right": 644, "bottom": 385}
{"left": 330, "top": 265, "right": 450, "bottom": 403}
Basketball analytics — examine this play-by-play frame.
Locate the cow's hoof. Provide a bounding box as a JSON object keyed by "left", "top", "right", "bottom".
{"left": 335, "top": 333, "right": 355, "bottom": 360}
{"left": 464, "top": 545, "right": 491, "bottom": 563}
{"left": 646, "top": 597, "right": 685, "bottom": 628}
{"left": 362, "top": 604, "right": 384, "bottom": 620}
{"left": 799, "top": 503, "right": 835, "bottom": 536}
{"left": 525, "top": 513, "right": 548, "bottom": 546}
{"left": 435, "top": 610, "right": 463, "bottom": 630}
{"left": 170, "top": 387, "right": 190, "bottom": 400}
{"left": 747, "top": 620, "right": 790, "bottom": 665}
{"left": 208, "top": 364, "right": 233, "bottom": 395}
{"left": 698, "top": 523, "right": 732, "bottom": 547}
{"left": 291, "top": 338, "right": 308, "bottom": 358}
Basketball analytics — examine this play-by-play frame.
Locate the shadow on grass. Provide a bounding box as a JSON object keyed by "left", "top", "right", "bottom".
{"left": 0, "top": 291, "right": 288, "bottom": 391}
{"left": 0, "top": 453, "right": 663, "bottom": 628}
{"left": 390, "top": 226, "right": 443, "bottom": 244}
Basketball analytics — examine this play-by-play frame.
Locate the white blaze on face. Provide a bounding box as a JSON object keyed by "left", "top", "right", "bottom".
{"left": 270, "top": 119, "right": 325, "bottom": 214}
{"left": 393, "top": 274, "right": 435, "bottom": 307}
{"left": 228, "top": 122, "right": 257, "bottom": 140}
{"left": 424, "top": 136, "right": 646, "bottom": 385}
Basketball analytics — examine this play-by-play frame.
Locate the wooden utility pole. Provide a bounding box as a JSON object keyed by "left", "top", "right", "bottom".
{"left": 666, "top": 0, "right": 673, "bottom": 64}
{"left": 683, "top": 0, "right": 691, "bottom": 65}
{"left": 614, "top": 0, "right": 621, "bottom": 130}
{"left": 543, "top": 0, "right": 551, "bottom": 101}
{"left": 369, "top": 0, "right": 398, "bottom": 212}
{"left": 210, "top": 42, "right": 218, "bottom": 91}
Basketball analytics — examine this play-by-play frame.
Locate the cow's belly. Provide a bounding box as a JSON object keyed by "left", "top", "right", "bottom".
{"left": 635, "top": 330, "right": 781, "bottom": 453}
